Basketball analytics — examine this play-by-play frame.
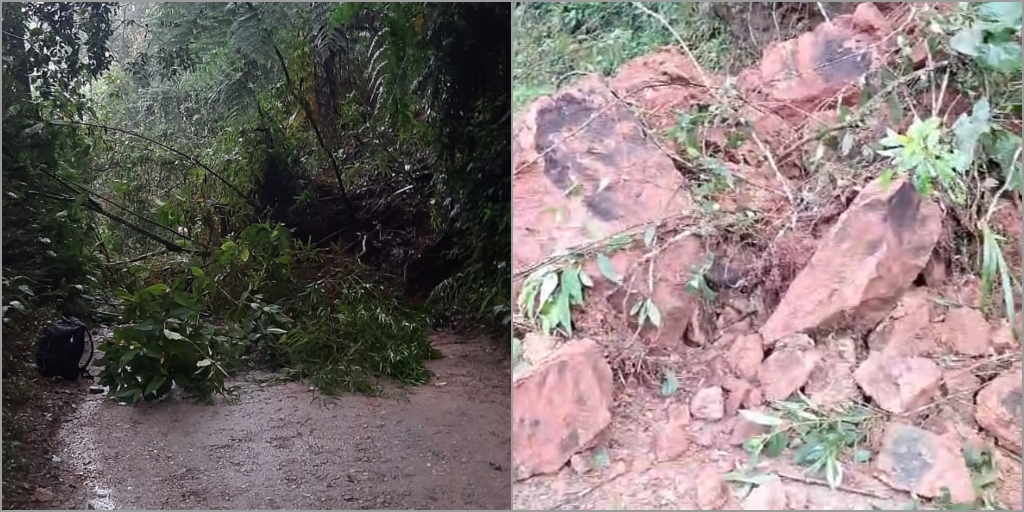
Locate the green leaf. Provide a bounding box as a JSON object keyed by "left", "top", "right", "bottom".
{"left": 646, "top": 299, "right": 662, "bottom": 328}
{"left": 723, "top": 472, "right": 778, "bottom": 485}
{"left": 840, "top": 132, "right": 855, "bottom": 157}
{"left": 978, "top": 2, "right": 1023, "bottom": 30}
{"left": 143, "top": 283, "right": 169, "bottom": 295}
{"left": 643, "top": 225, "right": 657, "bottom": 248}
{"left": 220, "top": 240, "right": 236, "bottom": 251}
{"left": 764, "top": 431, "right": 788, "bottom": 457}
{"left": 578, "top": 270, "right": 594, "bottom": 288}
{"left": 979, "top": 41, "right": 1023, "bottom": 73}
{"left": 950, "top": 27, "right": 984, "bottom": 56}
{"left": 512, "top": 337, "right": 523, "bottom": 361}
{"left": 590, "top": 446, "right": 610, "bottom": 468}
{"left": 660, "top": 370, "right": 679, "bottom": 397}
{"left": 163, "top": 329, "right": 185, "bottom": 340}
{"left": 538, "top": 271, "right": 559, "bottom": 309}
{"left": 190, "top": 267, "right": 205, "bottom": 278}
{"left": 118, "top": 349, "right": 138, "bottom": 368}
{"left": 561, "top": 267, "right": 584, "bottom": 304}
{"left": 739, "top": 409, "right": 785, "bottom": 426}
{"left": 144, "top": 375, "right": 167, "bottom": 397}
{"left": 240, "top": 246, "right": 250, "bottom": 262}
{"left": 596, "top": 253, "right": 619, "bottom": 284}
{"left": 853, "top": 448, "right": 873, "bottom": 463}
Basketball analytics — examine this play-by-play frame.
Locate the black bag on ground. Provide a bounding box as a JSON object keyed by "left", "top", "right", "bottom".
{"left": 35, "top": 316, "right": 94, "bottom": 381}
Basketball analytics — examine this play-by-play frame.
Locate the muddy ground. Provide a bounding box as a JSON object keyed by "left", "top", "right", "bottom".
{"left": 21, "top": 332, "right": 510, "bottom": 510}
{"left": 512, "top": 3, "right": 1022, "bottom": 511}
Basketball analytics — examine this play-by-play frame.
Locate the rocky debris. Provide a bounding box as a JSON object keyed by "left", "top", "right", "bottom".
{"left": 758, "top": 334, "right": 821, "bottom": 402}
{"left": 569, "top": 453, "right": 593, "bottom": 475}
{"left": 724, "top": 333, "right": 764, "bottom": 381}
{"left": 805, "top": 336, "right": 860, "bottom": 407}
{"left": 974, "top": 368, "right": 1023, "bottom": 455}
{"left": 695, "top": 467, "right": 730, "bottom": 510}
{"left": 738, "top": 2, "right": 891, "bottom": 129}
{"left": 874, "top": 423, "right": 976, "bottom": 504}
{"left": 653, "top": 403, "right": 691, "bottom": 462}
{"left": 607, "top": 48, "right": 716, "bottom": 133}
{"left": 921, "top": 253, "right": 948, "bottom": 286}
{"left": 33, "top": 487, "right": 56, "bottom": 503}
{"left": 995, "top": 450, "right": 1023, "bottom": 510}
{"left": 990, "top": 320, "right": 1020, "bottom": 353}
{"left": 521, "top": 333, "right": 557, "bottom": 363}
{"left": 729, "top": 412, "right": 769, "bottom": 446}
{"left": 936, "top": 307, "right": 992, "bottom": 356}
{"left": 512, "top": 339, "right": 614, "bottom": 479}
{"left": 722, "top": 378, "right": 759, "bottom": 416}
{"left": 741, "top": 480, "right": 806, "bottom": 510}
{"left": 604, "top": 235, "right": 706, "bottom": 349}
{"left": 759, "top": 178, "right": 943, "bottom": 345}
{"left": 690, "top": 386, "right": 726, "bottom": 421}
{"left": 868, "top": 289, "right": 942, "bottom": 358}
{"left": 854, "top": 352, "right": 942, "bottom": 414}
{"left": 942, "top": 369, "right": 981, "bottom": 396}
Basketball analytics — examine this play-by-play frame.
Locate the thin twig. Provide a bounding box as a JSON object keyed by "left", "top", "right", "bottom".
{"left": 60, "top": 119, "right": 259, "bottom": 210}
{"left": 776, "top": 471, "right": 892, "bottom": 501}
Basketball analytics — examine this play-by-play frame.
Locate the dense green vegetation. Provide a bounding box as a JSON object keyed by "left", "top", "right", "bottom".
{"left": 2, "top": 2, "right": 509, "bottom": 500}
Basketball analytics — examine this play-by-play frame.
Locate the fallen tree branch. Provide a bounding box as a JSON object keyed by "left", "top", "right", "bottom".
{"left": 54, "top": 118, "right": 260, "bottom": 211}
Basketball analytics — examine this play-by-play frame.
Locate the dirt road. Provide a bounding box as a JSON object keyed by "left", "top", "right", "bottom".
{"left": 54, "top": 333, "right": 510, "bottom": 510}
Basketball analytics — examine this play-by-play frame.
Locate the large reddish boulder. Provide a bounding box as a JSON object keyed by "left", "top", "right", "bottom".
{"left": 760, "top": 177, "right": 943, "bottom": 345}
{"left": 853, "top": 352, "right": 941, "bottom": 414}
{"left": 875, "top": 423, "right": 976, "bottom": 503}
{"left": 512, "top": 339, "right": 614, "bottom": 480}
{"left": 975, "top": 368, "right": 1023, "bottom": 455}
{"left": 511, "top": 75, "right": 706, "bottom": 347}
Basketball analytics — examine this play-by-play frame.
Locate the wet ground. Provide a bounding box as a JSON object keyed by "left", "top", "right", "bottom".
{"left": 53, "top": 332, "right": 511, "bottom": 510}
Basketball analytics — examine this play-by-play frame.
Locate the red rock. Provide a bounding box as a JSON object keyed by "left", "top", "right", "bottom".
{"left": 604, "top": 235, "right": 706, "bottom": 349}
{"left": 942, "top": 369, "right": 981, "bottom": 396}
{"left": 743, "top": 387, "right": 764, "bottom": 408}
{"left": 696, "top": 467, "right": 730, "bottom": 510}
{"left": 975, "top": 368, "right": 1023, "bottom": 455}
{"left": 722, "top": 378, "right": 753, "bottom": 417}
{"left": 852, "top": 2, "right": 893, "bottom": 37}
{"left": 740, "top": 3, "right": 891, "bottom": 127}
{"left": 937, "top": 307, "right": 993, "bottom": 356}
{"left": 741, "top": 480, "right": 804, "bottom": 510}
{"left": 725, "top": 333, "right": 764, "bottom": 381}
{"left": 995, "top": 450, "right": 1023, "bottom": 510}
{"left": 868, "top": 289, "right": 942, "bottom": 358}
{"left": 512, "top": 74, "right": 695, "bottom": 319}
{"left": 759, "top": 178, "right": 943, "bottom": 345}
{"left": 521, "top": 332, "right": 557, "bottom": 363}
{"left": 512, "top": 339, "right": 614, "bottom": 479}
{"left": 691, "top": 386, "right": 726, "bottom": 421}
{"left": 922, "top": 253, "right": 948, "bottom": 286}
{"left": 729, "top": 413, "right": 769, "bottom": 446}
{"left": 874, "top": 423, "right": 976, "bottom": 503}
{"left": 654, "top": 403, "right": 691, "bottom": 462}
{"left": 991, "top": 320, "right": 1020, "bottom": 354}
{"left": 805, "top": 336, "right": 859, "bottom": 407}
{"left": 758, "top": 334, "right": 821, "bottom": 402}
{"left": 854, "top": 352, "right": 942, "bottom": 414}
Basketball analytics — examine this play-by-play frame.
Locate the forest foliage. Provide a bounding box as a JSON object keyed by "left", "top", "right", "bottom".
{"left": 2, "top": 1, "right": 510, "bottom": 409}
